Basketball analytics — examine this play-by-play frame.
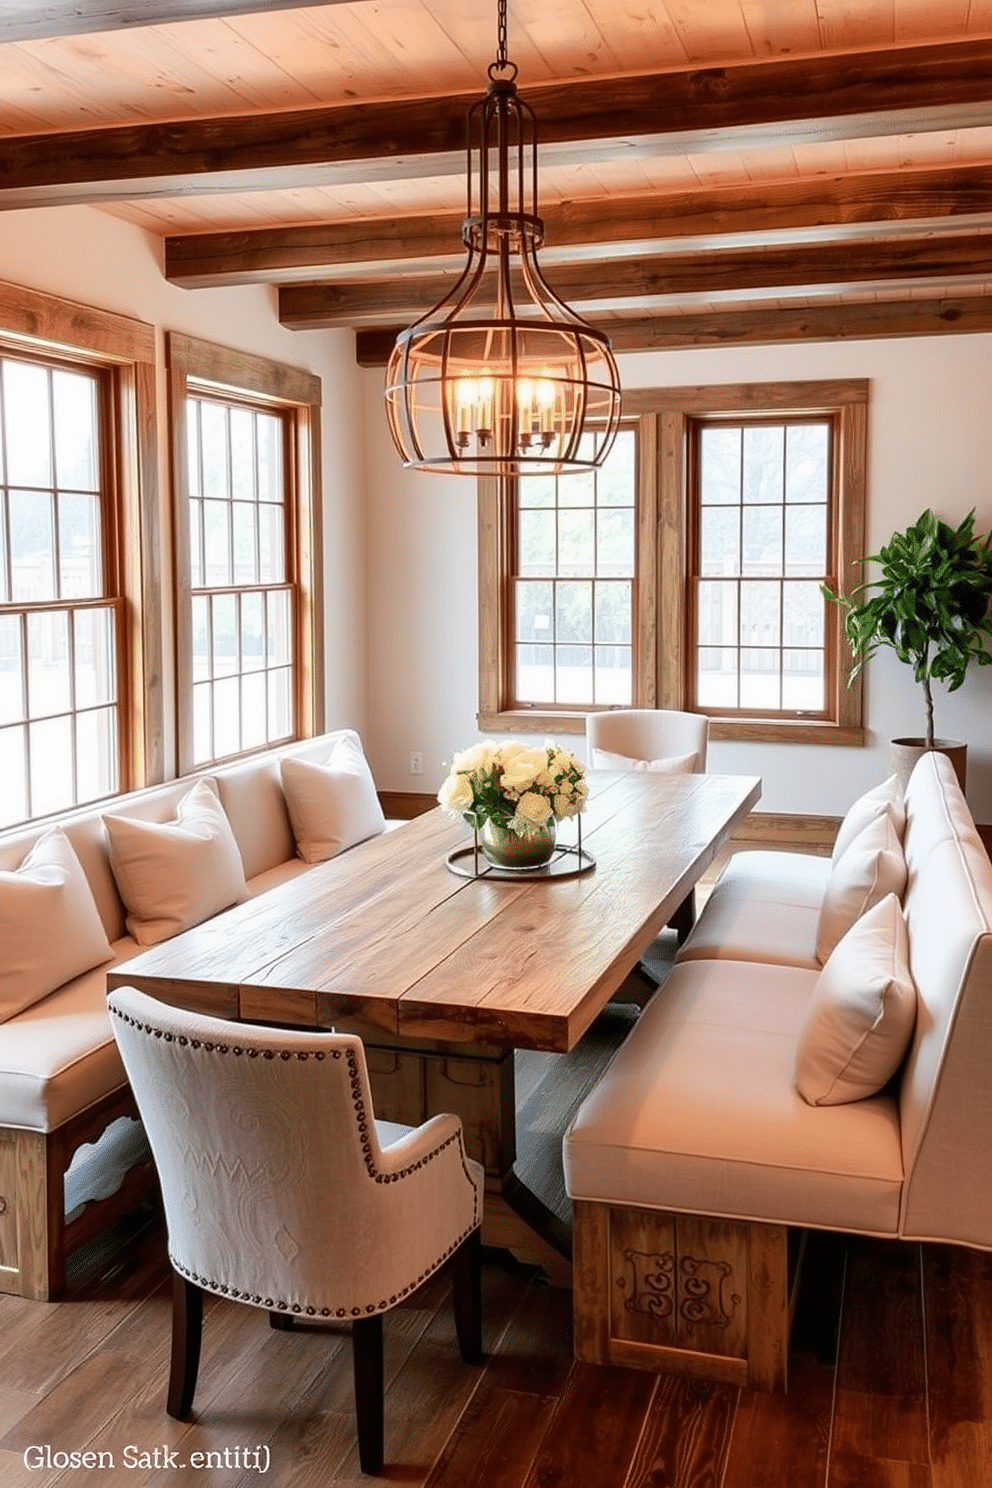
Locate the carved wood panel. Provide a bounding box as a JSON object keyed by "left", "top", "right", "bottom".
{"left": 609, "top": 1207, "right": 748, "bottom": 1362}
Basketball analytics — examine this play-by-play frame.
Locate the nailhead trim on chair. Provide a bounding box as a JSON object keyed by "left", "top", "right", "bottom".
{"left": 111, "top": 1005, "right": 482, "bottom": 1317}
{"left": 168, "top": 1223, "right": 477, "bottom": 1319}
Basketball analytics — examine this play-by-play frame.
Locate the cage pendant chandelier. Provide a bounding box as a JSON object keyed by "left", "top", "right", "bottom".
{"left": 384, "top": 0, "right": 622, "bottom": 477}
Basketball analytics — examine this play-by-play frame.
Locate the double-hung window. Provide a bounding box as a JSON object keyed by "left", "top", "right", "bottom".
{"left": 0, "top": 286, "right": 156, "bottom": 828}
{"left": 512, "top": 426, "right": 637, "bottom": 711}
{"left": 185, "top": 393, "right": 295, "bottom": 764}
{"left": 168, "top": 334, "right": 323, "bottom": 774}
{"left": 690, "top": 415, "right": 833, "bottom": 717}
{"left": 0, "top": 354, "right": 120, "bottom": 823}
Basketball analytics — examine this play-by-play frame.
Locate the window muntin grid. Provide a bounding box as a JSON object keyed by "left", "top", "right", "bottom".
{"left": 692, "top": 417, "right": 833, "bottom": 717}
{"left": 186, "top": 394, "right": 295, "bottom": 766}
{"left": 0, "top": 353, "right": 121, "bottom": 827}
{"left": 512, "top": 426, "right": 636, "bottom": 709}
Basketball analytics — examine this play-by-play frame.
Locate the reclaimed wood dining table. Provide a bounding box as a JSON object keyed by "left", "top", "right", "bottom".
{"left": 108, "top": 768, "right": 761, "bottom": 1284}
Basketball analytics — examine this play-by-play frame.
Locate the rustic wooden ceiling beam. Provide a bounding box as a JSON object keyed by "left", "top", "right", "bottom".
{"left": 0, "top": 1, "right": 361, "bottom": 43}
{"left": 2, "top": 38, "right": 992, "bottom": 208}
{"left": 278, "top": 232, "right": 992, "bottom": 328}
{"left": 353, "top": 296, "right": 992, "bottom": 365}
{"left": 166, "top": 217, "right": 467, "bottom": 288}
{"left": 165, "top": 163, "right": 992, "bottom": 287}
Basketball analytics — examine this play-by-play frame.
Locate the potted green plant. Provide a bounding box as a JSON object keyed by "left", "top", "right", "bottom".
{"left": 823, "top": 507, "right": 992, "bottom": 787}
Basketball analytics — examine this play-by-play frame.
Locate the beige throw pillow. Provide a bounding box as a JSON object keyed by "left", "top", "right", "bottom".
{"left": 0, "top": 827, "right": 113, "bottom": 1023}
{"left": 796, "top": 894, "right": 917, "bottom": 1105}
{"left": 590, "top": 747, "right": 698, "bottom": 774}
{"left": 816, "top": 810, "right": 907, "bottom": 964}
{"left": 104, "top": 778, "right": 248, "bottom": 946}
{"left": 280, "top": 736, "right": 386, "bottom": 864}
{"left": 832, "top": 774, "right": 906, "bottom": 864}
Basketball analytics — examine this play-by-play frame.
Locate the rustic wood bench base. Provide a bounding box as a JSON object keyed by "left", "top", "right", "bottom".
{"left": 0, "top": 1087, "right": 158, "bottom": 1300}
{"left": 572, "top": 1200, "right": 800, "bottom": 1392}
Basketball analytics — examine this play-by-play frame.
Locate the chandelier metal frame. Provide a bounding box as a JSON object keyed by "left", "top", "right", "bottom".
{"left": 384, "top": 0, "right": 622, "bottom": 477}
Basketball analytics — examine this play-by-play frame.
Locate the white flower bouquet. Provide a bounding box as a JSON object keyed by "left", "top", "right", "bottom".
{"left": 437, "top": 740, "right": 588, "bottom": 839}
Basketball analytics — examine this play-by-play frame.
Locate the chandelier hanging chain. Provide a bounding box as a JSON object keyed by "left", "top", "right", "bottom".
{"left": 383, "top": 0, "right": 622, "bottom": 477}
{"left": 491, "top": 0, "right": 512, "bottom": 78}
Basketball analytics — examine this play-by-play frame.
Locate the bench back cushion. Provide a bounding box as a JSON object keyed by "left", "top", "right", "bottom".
{"left": 0, "top": 730, "right": 370, "bottom": 945}
{"left": 214, "top": 731, "right": 374, "bottom": 877}
{"left": 0, "top": 827, "right": 113, "bottom": 1021}
{"left": 898, "top": 750, "right": 992, "bottom": 1248}
{"left": 104, "top": 779, "right": 250, "bottom": 946}
{"left": 0, "top": 780, "right": 194, "bottom": 944}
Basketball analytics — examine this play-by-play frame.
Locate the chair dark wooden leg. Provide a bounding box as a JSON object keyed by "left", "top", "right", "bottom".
{"left": 352, "top": 1314, "right": 384, "bottom": 1475}
{"left": 269, "top": 1310, "right": 295, "bottom": 1330}
{"left": 167, "top": 1271, "right": 203, "bottom": 1420}
{"left": 452, "top": 1227, "right": 483, "bottom": 1365}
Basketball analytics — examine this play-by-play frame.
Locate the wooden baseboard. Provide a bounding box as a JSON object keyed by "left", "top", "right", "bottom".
{"left": 732, "top": 812, "right": 839, "bottom": 855}
{"left": 379, "top": 790, "right": 436, "bottom": 819}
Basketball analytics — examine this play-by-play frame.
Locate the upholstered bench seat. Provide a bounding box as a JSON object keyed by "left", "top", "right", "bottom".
{"left": 0, "top": 943, "right": 139, "bottom": 1133}
{"left": 702, "top": 849, "right": 831, "bottom": 908}
{"left": 564, "top": 753, "right": 992, "bottom": 1395}
{"left": 676, "top": 850, "right": 829, "bottom": 967}
{"left": 0, "top": 728, "right": 389, "bottom": 1300}
{"left": 0, "top": 846, "right": 316, "bottom": 1136}
{"left": 563, "top": 956, "right": 904, "bottom": 1239}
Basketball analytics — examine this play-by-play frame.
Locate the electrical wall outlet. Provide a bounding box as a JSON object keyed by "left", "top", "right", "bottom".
{"left": 409, "top": 750, "right": 424, "bottom": 775}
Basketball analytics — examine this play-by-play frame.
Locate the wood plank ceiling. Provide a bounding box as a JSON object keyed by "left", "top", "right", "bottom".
{"left": 3, "top": 0, "right": 992, "bottom": 365}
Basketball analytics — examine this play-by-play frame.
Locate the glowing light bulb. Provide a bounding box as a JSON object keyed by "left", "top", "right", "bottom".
{"left": 536, "top": 378, "right": 555, "bottom": 438}
{"left": 517, "top": 378, "right": 534, "bottom": 446}
{"left": 476, "top": 376, "right": 494, "bottom": 443}
{"left": 455, "top": 378, "right": 477, "bottom": 440}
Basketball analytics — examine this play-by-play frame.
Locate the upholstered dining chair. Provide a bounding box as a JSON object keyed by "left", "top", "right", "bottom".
{"left": 107, "top": 985, "right": 484, "bottom": 1476}
{"left": 586, "top": 708, "right": 710, "bottom": 955}
{"left": 586, "top": 707, "right": 709, "bottom": 775}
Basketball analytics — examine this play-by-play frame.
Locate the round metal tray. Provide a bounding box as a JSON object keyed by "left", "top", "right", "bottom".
{"left": 446, "top": 843, "right": 596, "bottom": 881}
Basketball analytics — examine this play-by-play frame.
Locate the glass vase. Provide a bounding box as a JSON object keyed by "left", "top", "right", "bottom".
{"left": 479, "top": 819, "right": 557, "bottom": 870}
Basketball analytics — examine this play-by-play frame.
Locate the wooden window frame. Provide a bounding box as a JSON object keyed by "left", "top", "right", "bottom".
{"left": 478, "top": 378, "right": 866, "bottom": 745}
{"left": 166, "top": 332, "right": 324, "bottom": 775}
{"left": 0, "top": 279, "right": 159, "bottom": 812}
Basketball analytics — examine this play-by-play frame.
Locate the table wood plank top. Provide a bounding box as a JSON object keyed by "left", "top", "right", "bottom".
{"left": 109, "top": 770, "right": 761, "bottom": 1053}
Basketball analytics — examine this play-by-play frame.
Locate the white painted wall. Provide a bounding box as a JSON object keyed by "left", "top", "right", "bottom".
{"left": 0, "top": 205, "right": 369, "bottom": 755}
{"left": 4, "top": 206, "right": 989, "bottom": 820}
{"left": 364, "top": 334, "right": 992, "bottom": 822}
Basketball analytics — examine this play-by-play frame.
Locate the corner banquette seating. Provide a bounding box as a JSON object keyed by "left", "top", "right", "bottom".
{"left": 0, "top": 729, "right": 387, "bottom": 1300}
{"left": 564, "top": 751, "right": 992, "bottom": 1392}
{"left": 108, "top": 984, "right": 484, "bottom": 1475}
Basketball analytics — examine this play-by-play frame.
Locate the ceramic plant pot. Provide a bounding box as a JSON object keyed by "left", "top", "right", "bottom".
{"left": 889, "top": 737, "right": 967, "bottom": 792}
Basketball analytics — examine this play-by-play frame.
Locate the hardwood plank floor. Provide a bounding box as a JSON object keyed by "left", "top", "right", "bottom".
{"left": 3, "top": 1216, "right": 992, "bottom": 1487}
{"left": 2, "top": 887, "right": 989, "bottom": 1486}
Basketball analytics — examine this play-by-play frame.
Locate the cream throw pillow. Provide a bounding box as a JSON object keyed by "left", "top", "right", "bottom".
{"left": 832, "top": 774, "right": 906, "bottom": 864}
{"left": 796, "top": 894, "right": 917, "bottom": 1105}
{"left": 590, "top": 747, "right": 698, "bottom": 774}
{"left": 280, "top": 736, "right": 386, "bottom": 864}
{"left": 816, "top": 810, "right": 907, "bottom": 964}
{"left": 0, "top": 827, "right": 113, "bottom": 1023}
{"left": 104, "top": 778, "right": 248, "bottom": 946}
